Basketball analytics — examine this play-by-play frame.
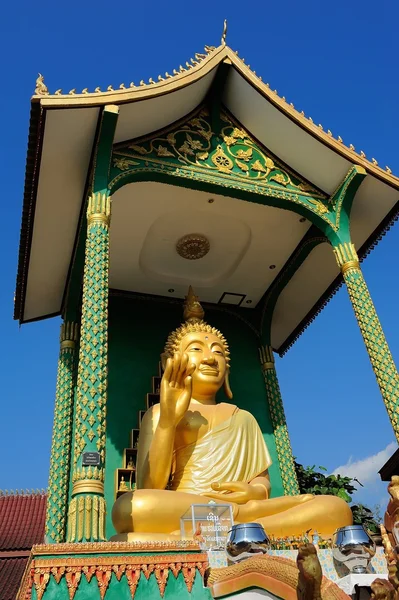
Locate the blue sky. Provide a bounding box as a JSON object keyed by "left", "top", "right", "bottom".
{"left": 0, "top": 0, "right": 398, "bottom": 514}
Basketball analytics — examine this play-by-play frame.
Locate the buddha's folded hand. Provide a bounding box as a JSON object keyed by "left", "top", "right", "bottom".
{"left": 159, "top": 353, "right": 196, "bottom": 428}
{"left": 202, "top": 480, "right": 267, "bottom": 504}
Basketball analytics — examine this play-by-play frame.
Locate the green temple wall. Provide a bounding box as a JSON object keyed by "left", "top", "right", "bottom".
{"left": 105, "top": 294, "right": 284, "bottom": 538}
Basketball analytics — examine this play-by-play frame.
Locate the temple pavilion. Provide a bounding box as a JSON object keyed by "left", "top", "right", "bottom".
{"left": 13, "top": 33, "right": 399, "bottom": 600}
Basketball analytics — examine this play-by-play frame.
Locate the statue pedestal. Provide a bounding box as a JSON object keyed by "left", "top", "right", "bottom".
{"left": 17, "top": 542, "right": 211, "bottom": 600}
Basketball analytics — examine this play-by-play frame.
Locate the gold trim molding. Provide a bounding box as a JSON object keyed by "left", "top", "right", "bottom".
{"left": 32, "top": 540, "right": 201, "bottom": 556}
{"left": 72, "top": 480, "right": 104, "bottom": 495}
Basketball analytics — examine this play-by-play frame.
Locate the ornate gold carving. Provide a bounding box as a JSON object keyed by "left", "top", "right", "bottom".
{"left": 72, "top": 480, "right": 104, "bottom": 495}
{"left": 155, "top": 565, "right": 169, "bottom": 596}
{"left": 211, "top": 145, "right": 234, "bottom": 173}
{"left": 176, "top": 234, "right": 210, "bottom": 260}
{"left": 84, "top": 496, "right": 92, "bottom": 540}
{"left": 259, "top": 345, "right": 275, "bottom": 371}
{"left": 99, "top": 497, "right": 106, "bottom": 541}
{"left": 33, "top": 571, "right": 50, "bottom": 600}
{"left": 66, "top": 498, "right": 77, "bottom": 543}
{"left": 22, "top": 554, "right": 207, "bottom": 600}
{"left": 126, "top": 568, "right": 141, "bottom": 598}
{"left": 35, "top": 73, "right": 48, "bottom": 95}
{"left": 32, "top": 542, "right": 201, "bottom": 555}
{"left": 87, "top": 192, "right": 111, "bottom": 228}
{"left": 65, "top": 570, "right": 81, "bottom": 600}
{"left": 111, "top": 105, "right": 338, "bottom": 230}
{"left": 61, "top": 321, "right": 79, "bottom": 343}
{"left": 77, "top": 496, "right": 84, "bottom": 541}
{"left": 333, "top": 242, "right": 360, "bottom": 273}
{"left": 183, "top": 564, "right": 196, "bottom": 592}
{"left": 96, "top": 569, "right": 112, "bottom": 600}
{"left": 183, "top": 286, "right": 205, "bottom": 322}
{"left": 92, "top": 495, "right": 99, "bottom": 541}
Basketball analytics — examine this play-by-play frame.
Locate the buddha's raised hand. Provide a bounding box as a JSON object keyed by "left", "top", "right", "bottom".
{"left": 159, "top": 353, "right": 196, "bottom": 428}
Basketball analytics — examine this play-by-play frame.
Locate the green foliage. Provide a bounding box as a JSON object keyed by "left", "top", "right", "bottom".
{"left": 351, "top": 504, "right": 381, "bottom": 534}
{"left": 294, "top": 460, "right": 381, "bottom": 534}
{"left": 294, "top": 461, "right": 360, "bottom": 503}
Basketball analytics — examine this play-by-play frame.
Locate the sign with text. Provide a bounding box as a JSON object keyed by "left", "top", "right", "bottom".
{"left": 180, "top": 503, "right": 233, "bottom": 551}
{"left": 82, "top": 452, "right": 101, "bottom": 467}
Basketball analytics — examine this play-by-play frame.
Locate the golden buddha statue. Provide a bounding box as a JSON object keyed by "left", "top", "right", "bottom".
{"left": 112, "top": 288, "right": 352, "bottom": 541}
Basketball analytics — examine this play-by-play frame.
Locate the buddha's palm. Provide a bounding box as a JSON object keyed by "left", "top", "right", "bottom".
{"left": 159, "top": 353, "right": 196, "bottom": 427}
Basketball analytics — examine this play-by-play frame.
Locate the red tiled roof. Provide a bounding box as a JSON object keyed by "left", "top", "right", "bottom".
{"left": 0, "top": 558, "right": 30, "bottom": 600}
{"left": 0, "top": 492, "right": 47, "bottom": 600}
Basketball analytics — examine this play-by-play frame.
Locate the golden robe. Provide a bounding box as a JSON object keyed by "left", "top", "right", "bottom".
{"left": 170, "top": 405, "right": 272, "bottom": 495}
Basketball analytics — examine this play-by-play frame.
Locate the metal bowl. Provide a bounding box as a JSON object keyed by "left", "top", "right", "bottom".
{"left": 333, "top": 525, "right": 376, "bottom": 574}
{"left": 226, "top": 523, "right": 270, "bottom": 563}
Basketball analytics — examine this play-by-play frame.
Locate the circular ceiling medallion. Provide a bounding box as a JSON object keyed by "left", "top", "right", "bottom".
{"left": 176, "top": 233, "right": 210, "bottom": 261}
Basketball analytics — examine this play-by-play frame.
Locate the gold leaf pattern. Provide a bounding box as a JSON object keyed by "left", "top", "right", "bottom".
{"left": 251, "top": 159, "right": 267, "bottom": 173}
{"left": 129, "top": 144, "right": 147, "bottom": 155}
{"left": 236, "top": 159, "right": 249, "bottom": 172}
{"left": 270, "top": 173, "right": 289, "bottom": 186}
{"left": 265, "top": 157, "right": 275, "bottom": 170}
{"left": 211, "top": 146, "right": 233, "bottom": 173}
{"left": 156, "top": 145, "right": 174, "bottom": 157}
{"left": 111, "top": 106, "right": 330, "bottom": 224}
{"left": 235, "top": 147, "right": 253, "bottom": 161}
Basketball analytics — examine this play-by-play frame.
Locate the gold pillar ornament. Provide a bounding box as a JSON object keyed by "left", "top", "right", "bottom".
{"left": 111, "top": 288, "right": 351, "bottom": 541}
{"left": 45, "top": 321, "right": 79, "bottom": 543}
{"left": 259, "top": 346, "right": 300, "bottom": 496}
{"left": 334, "top": 242, "right": 399, "bottom": 442}
{"left": 67, "top": 192, "right": 111, "bottom": 542}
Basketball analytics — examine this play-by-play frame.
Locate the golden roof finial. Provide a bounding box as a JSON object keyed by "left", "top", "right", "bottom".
{"left": 183, "top": 286, "right": 205, "bottom": 323}
{"left": 221, "top": 19, "right": 228, "bottom": 45}
{"left": 386, "top": 166, "right": 392, "bottom": 174}
{"left": 35, "top": 73, "right": 48, "bottom": 96}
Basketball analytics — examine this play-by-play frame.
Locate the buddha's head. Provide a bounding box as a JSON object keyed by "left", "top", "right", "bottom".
{"left": 163, "top": 287, "right": 232, "bottom": 400}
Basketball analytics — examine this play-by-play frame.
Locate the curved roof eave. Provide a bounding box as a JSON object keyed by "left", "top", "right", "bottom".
{"left": 33, "top": 44, "right": 399, "bottom": 191}
{"left": 15, "top": 42, "right": 399, "bottom": 329}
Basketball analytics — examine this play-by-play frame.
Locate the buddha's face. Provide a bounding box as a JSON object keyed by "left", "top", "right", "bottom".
{"left": 179, "top": 331, "right": 227, "bottom": 398}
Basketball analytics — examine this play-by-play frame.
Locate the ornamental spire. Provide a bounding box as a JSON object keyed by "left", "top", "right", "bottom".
{"left": 183, "top": 286, "right": 205, "bottom": 323}
{"left": 221, "top": 19, "right": 228, "bottom": 45}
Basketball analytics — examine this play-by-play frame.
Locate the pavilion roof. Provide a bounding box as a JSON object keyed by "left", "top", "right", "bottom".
{"left": 0, "top": 491, "right": 46, "bottom": 600}
{"left": 14, "top": 42, "right": 399, "bottom": 352}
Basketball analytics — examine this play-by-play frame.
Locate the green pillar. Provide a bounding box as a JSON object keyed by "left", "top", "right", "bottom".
{"left": 67, "top": 192, "right": 111, "bottom": 542}
{"left": 259, "top": 345, "right": 300, "bottom": 495}
{"left": 333, "top": 242, "right": 399, "bottom": 442}
{"left": 45, "top": 321, "right": 78, "bottom": 543}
